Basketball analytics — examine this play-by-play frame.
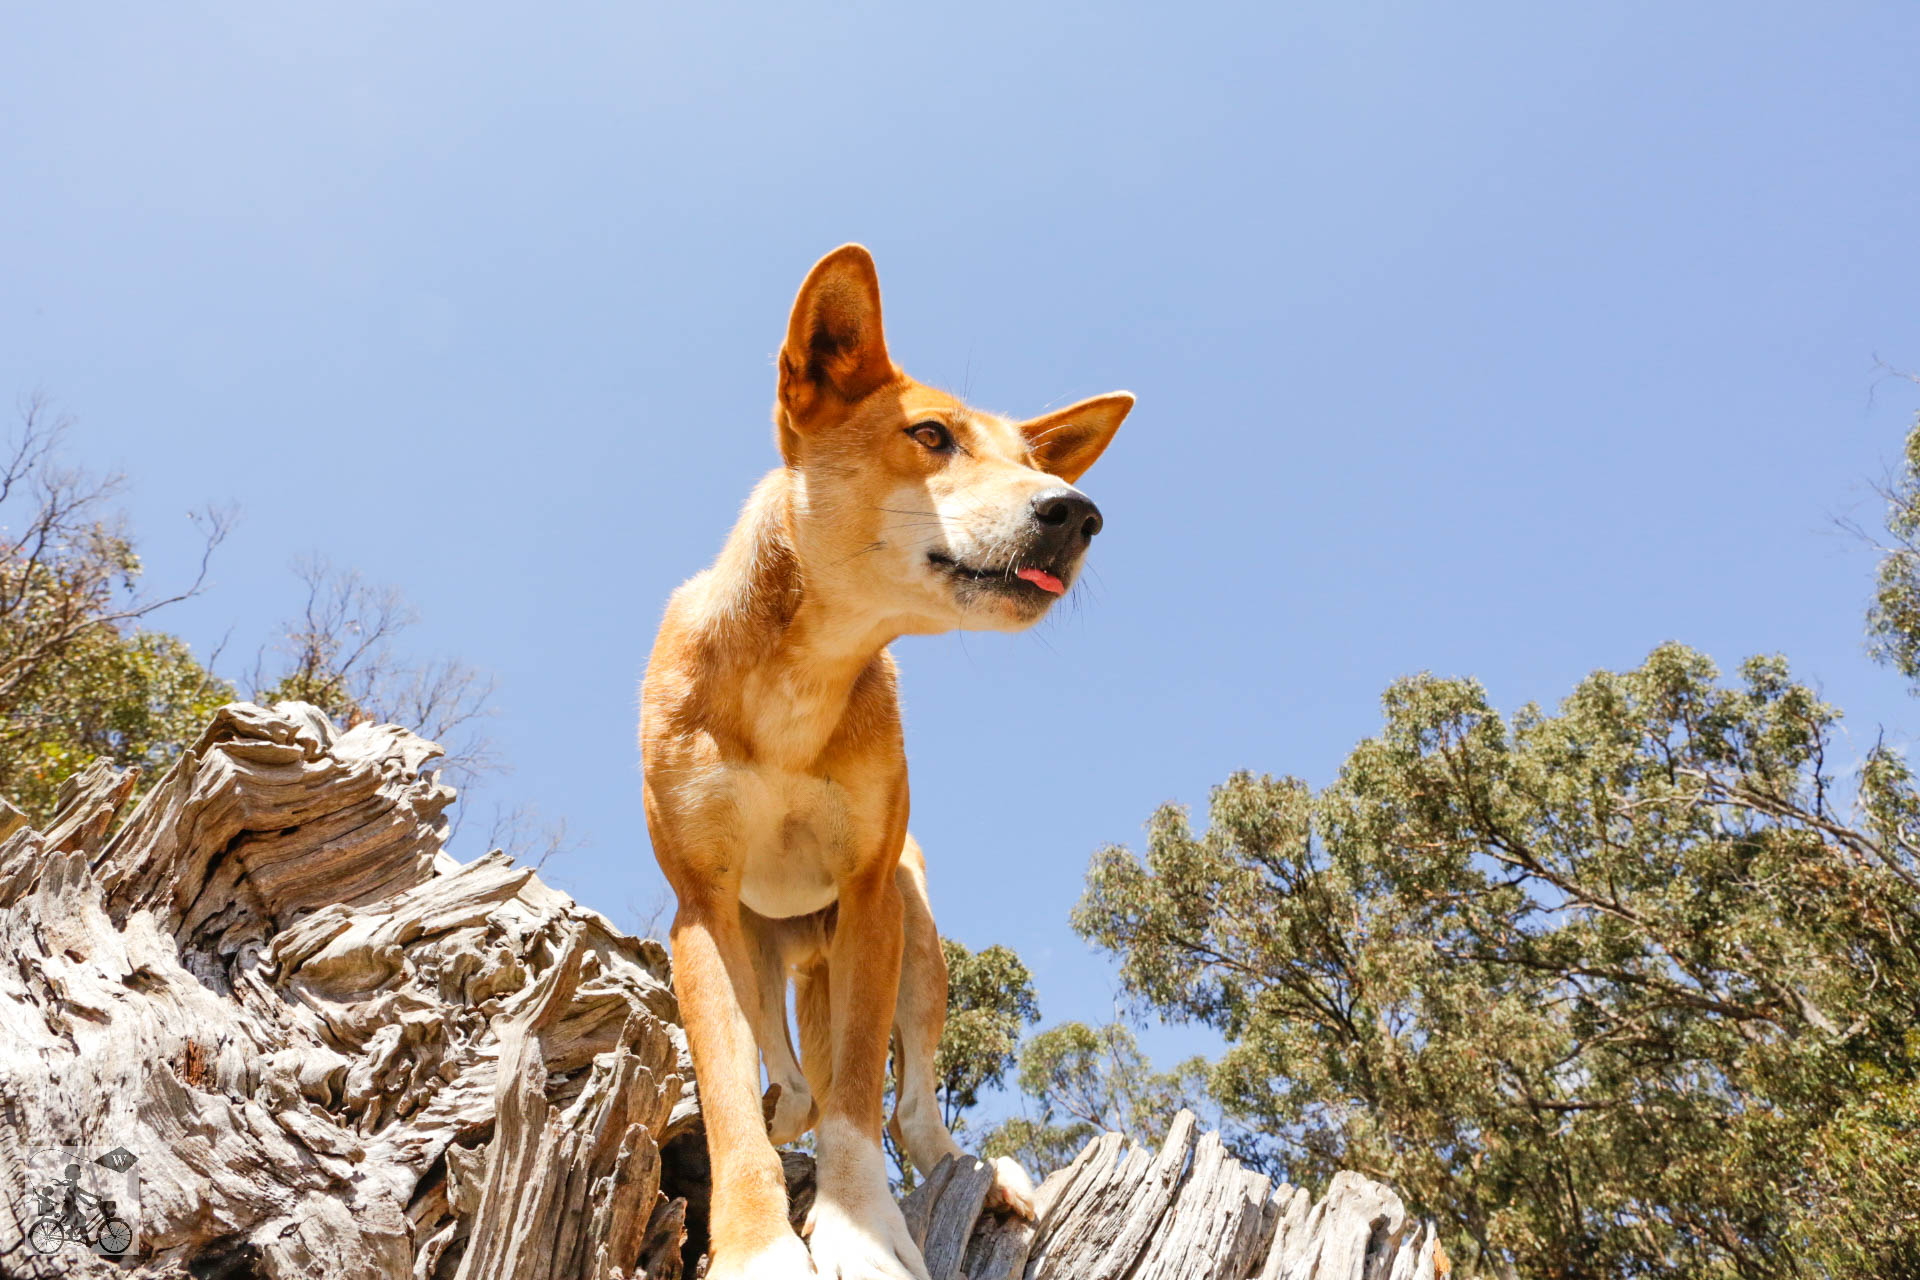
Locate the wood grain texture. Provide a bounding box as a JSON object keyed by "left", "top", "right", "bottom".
{"left": 1, "top": 702, "right": 690, "bottom": 1280}
{"left": 896, "top": 1114, "right": 1440, "bottom": 1280}
{"left": 0, "top": 702, "right": 1439, "bottom": 1280}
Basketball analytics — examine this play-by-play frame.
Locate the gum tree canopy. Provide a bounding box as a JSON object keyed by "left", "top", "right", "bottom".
{"left": 1078, "top": 648, "right": 1920, "bottom": 1278}
{"left": 1074, "top": 411, "right": 1920, "bottom": 1279}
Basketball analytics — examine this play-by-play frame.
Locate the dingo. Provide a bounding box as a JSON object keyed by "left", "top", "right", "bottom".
{"left": 641, "top": 245, "right": 1132, "bottom": 1280}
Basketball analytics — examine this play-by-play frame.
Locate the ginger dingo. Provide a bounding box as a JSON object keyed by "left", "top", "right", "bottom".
{"left": 641, "top": 244, "right": 1131, "bottom": 1280}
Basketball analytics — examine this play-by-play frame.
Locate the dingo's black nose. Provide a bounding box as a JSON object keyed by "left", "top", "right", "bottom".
{"left": 1032, "top": 489, "right": 1103, "bottom": 544}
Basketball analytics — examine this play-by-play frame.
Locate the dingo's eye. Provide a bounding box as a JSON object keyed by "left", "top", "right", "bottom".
{"left": 906, "top": 422, "right": 954, "bottom": 452}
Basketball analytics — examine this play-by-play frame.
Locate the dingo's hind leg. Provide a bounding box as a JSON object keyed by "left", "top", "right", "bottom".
{"left": 889, "top": 838, "right": 1036, "bottom": 1217}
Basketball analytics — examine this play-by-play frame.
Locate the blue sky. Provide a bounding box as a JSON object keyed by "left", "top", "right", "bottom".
{"left": 5, "top": 3, "right": 1920, "bottom": 1085}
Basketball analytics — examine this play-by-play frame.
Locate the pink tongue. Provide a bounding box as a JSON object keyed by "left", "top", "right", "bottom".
{"left": 1017, "top": 567, "right": 1066, "bottom": 595}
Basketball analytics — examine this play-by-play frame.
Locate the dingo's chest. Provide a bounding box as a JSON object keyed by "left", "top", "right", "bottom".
{"left": 732, "top": 765, "right": 857, "bottom": 920}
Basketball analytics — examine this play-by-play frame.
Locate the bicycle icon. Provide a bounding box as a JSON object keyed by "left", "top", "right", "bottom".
{"left": 27, "top": 1165, "right": 133, "bottom": 1255}
{"left": 21, "top": 1147, "right": 140, "bottom": 1259}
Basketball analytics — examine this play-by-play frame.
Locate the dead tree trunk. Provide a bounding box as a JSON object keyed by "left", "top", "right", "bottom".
{"left": 0, "top": 703, "right": 1442, "bottom": 1280}
{"left": 900, "top": 1117, "right": 1444, "bottom": 1280}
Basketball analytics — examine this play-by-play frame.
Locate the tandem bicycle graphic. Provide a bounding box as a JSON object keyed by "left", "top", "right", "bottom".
{"left": 21, "top": 1144, "right": 140, "bottom": 1260}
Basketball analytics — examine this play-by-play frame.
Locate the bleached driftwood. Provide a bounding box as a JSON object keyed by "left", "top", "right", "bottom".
{"left": 897, "top": 1112, "right": 1444, "bottom": 1280}
{"left": 1, "top": 703, "right": 693, "bottom": 1279}
{"left": 0, "top": 702, "right": 1441, "bottom": 1280}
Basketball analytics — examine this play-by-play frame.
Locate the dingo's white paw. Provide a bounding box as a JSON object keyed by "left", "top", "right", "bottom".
{"left": 805, "top": 1191, "right": 930, "bottom": 1280}
{"left": 709, "top": 1231, "right": 816, "bottom": 1280}
{"left": 984, "top": 1155, "right": 1037, "bottom": 1219}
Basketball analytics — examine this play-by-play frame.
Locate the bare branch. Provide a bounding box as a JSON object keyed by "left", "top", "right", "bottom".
{"left": 0, "top": 398, "right": 226, "bottom": 711}
{"left": 254, "top": 557, "right": 502, "bottom": 794}
{"left": 483, "top": 801, "right": 580, "bottom": 871}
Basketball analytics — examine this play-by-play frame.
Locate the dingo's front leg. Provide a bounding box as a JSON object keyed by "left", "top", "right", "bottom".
{"left": 805, "top": 867, "right": 930, "bottom": 1280}
{"left": 669, "top": 895, "right": 815, "bottom": 1280}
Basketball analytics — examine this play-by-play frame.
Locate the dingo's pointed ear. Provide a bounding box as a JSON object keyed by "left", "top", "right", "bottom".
{"left": 778, "top": 244, "right": 897, "bottom": 427}
{"left": 1021, "top": 392, "right": 1134, "bottom": 484}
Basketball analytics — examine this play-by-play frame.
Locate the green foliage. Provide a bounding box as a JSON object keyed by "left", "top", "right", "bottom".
{"left": 981, "top": 1020, "right": 1202, "bottom": 1177}
{"left": 923, "top": 943, "right": 1207, "bottom": 1182}
{"left": 0, "top": 622, "right": 233, "bottom": 821}
{"left": 1076, "top": 645, "right": 1920, "bottom": 1278}
{"left": 1868, "top": 404, "right": 1920, "bottom": 686}
{"left": 885, "top": 938, "right": 1037, "bottom": 1189}
{"left": 933, "top": 939, "right": 1040, "bottom": 1132}
{"left": 1790, "top": 1031, "right": 1920, "bottom": 1276}
{"left": 1, "top": 408, "right": 493, "bottom": 833}
{"left": 1, "top": 404, "right": 231, "bottom": 822}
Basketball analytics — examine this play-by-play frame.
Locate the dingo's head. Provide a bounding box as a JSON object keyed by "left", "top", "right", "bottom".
{"left": 773, "top": 244, "right": 1132, "bottom": 635}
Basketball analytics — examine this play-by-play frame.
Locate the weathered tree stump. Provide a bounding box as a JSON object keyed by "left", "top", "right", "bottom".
{"left": 0, "top": 703, "right": 1441, "bottom": 1280}
{"left": 895, "top": 1116, "right": 1443, "bottom": 1280}
{"left": 1, "top": 703, "right": 691, "bottom": 1279}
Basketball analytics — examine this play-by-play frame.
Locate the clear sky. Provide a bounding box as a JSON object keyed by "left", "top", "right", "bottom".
{"left": 5, "top": 3, "right": 1920, "bottom": 1079}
